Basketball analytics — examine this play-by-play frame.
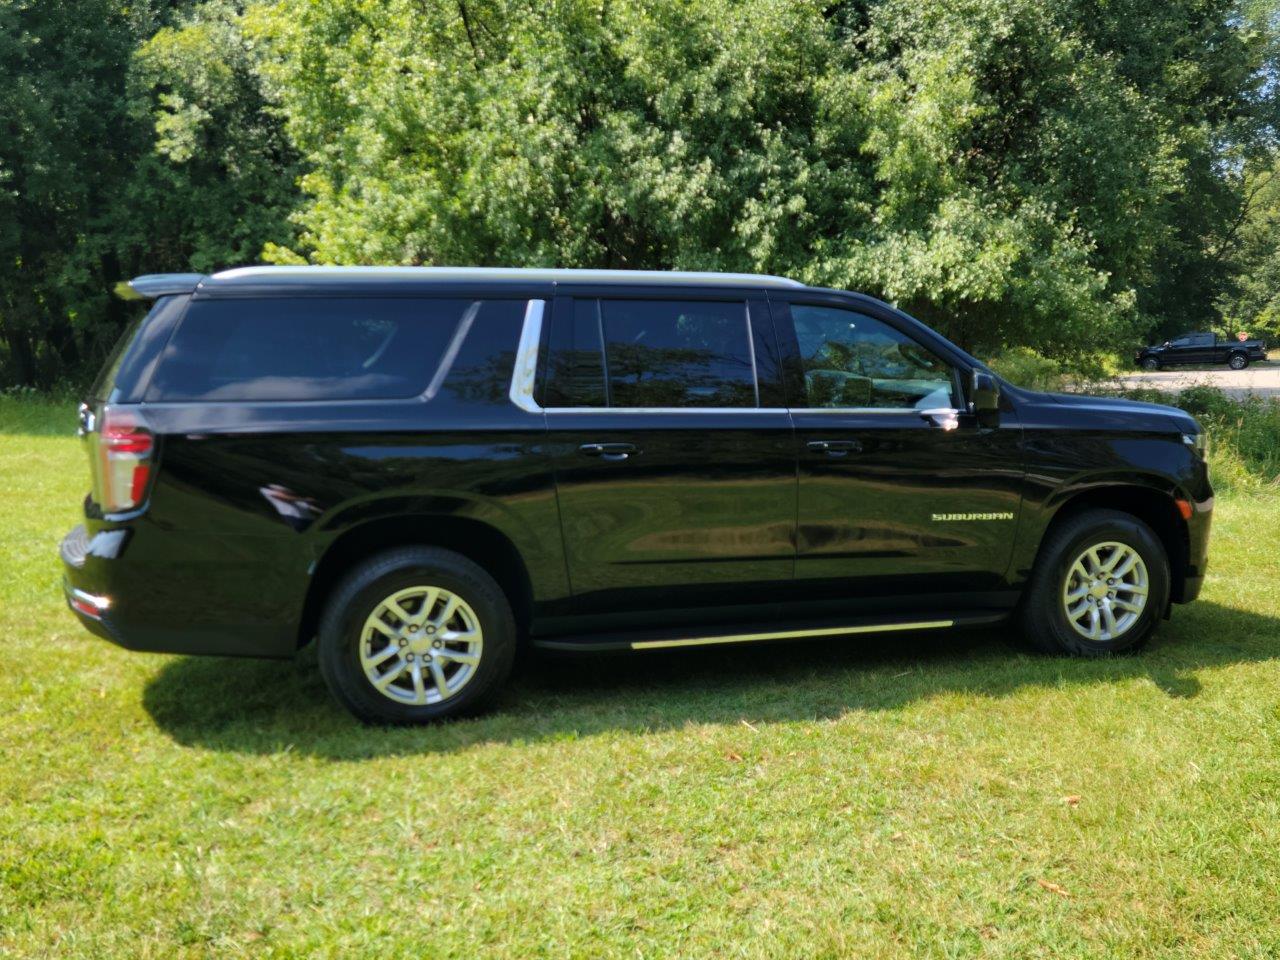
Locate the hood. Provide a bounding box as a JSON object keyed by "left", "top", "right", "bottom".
{"left": 1036, "top": 390, "right": 1200, "bottom": 433}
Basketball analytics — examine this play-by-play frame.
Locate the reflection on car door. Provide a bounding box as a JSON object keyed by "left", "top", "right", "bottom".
{"left": 542, "top": 292, "right": 797, "bottom": 625}
{"left": 774, "top": 296, "right": 1025, "bottom": 609}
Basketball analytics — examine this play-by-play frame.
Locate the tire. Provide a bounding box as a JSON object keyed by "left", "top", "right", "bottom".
{"left": 1228, "top": 353, "right": 1248, "bottom": 370}
{"left": 1140, "top": 356, "right": 1160, "bottom": 371}
{"left": 1017, "top": 509, "right": 1170, "bottom": 657}
{"left": 317, "top": 547, "right": 516, "bottom": 724}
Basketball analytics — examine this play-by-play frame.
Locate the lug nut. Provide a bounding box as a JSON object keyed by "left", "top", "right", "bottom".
{"left": 398, "top": 639, "right": 406, "bottom": 647}
{"left": 405, "top": 653, "right": 414, "bottom": 662}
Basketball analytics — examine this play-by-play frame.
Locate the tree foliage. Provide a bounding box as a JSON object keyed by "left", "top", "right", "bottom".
{"left": 2, "top": 0, "right": 1279, "bottom": 385}
{"left": 0, "top": 0, "right": 297, "bottom": 387}
{"left": 251, "top": 0, "right": 1280, "bottom": 355}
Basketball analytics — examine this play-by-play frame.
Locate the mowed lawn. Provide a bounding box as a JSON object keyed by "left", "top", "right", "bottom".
{"left": 3, "top": 397, "right": 1280, "bottom": 959}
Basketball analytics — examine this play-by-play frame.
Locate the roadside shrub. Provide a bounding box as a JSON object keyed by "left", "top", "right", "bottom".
{"left": 988, "top": 347, "right": 1067, "bottom": 392}
{"left": 989, "top": 347, "right": 1127, "bottom": 392}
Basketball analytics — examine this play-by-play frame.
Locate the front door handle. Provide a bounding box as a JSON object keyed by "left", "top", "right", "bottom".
{"left": 807, "top": 439, "right": 863, "bottom": 457}
{"left": 579, "top": 442, "right": 639, "bottom": 462}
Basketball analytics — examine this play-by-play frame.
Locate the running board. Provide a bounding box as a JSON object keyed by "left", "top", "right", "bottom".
{"left": 531, "top": 610, "right": 1008, "bottom": 653}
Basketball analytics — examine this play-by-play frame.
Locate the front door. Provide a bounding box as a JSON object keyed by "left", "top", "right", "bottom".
{"left": 542, "top": 291, "right": 796, "bottom": 626}
{"left": 774, "top": 296, "right": 1025, "bottom": 609}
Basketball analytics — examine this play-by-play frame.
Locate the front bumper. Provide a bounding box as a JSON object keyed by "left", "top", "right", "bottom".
{"left": 1176, "top": 487, "right": 1213, "bottom": 604}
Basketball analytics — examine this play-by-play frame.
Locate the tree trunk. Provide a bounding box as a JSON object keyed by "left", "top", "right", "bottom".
{"left": 3, "top": 326, "right": 37, "bottom": 388}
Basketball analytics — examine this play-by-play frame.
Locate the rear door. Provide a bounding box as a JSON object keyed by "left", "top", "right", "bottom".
{"left": 774, "top": 294, "right": 1025, "bottom": 605}
{"left": 1184, "top": 333, "right": 1216, "bottom": 364}
{"left": 1164, "top": 335, "right": 1201, "bottom": 365}
{"left": 542, "top": 289, "right": 796, "bottom": 623}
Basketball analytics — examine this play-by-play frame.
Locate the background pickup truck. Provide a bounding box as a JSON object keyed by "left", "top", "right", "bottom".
{"left": 1135, "top": 332, "right": 1268, "bottom": 370}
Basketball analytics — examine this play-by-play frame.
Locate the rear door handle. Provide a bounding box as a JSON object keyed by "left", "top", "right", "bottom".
{"left": 579, "top": 442, "right": 639, "bottom": 462}
{"left": 807, "top": 439, "right": 863, "bottom": 457}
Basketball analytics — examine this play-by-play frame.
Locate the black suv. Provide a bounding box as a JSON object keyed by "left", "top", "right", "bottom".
{"left": 62, "top": 267, "right": 1213, "bottom": 723}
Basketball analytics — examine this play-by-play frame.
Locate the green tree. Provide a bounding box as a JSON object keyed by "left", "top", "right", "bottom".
{"left": 0, "top": 0, "right": 297, "bottom": 388}
{"left": 1217, "top": 160, "right": 1280, "bottom": 339}
{"left": 251, "top": 0, "right": 1280, "bottom": 358}
{"left": 0, "top": 0, "right": 141, "bottom": 386}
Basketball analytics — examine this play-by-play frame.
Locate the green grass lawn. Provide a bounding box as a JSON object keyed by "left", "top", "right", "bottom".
{"left": 3, "top": 395, "right": 1280, "bottom": 958}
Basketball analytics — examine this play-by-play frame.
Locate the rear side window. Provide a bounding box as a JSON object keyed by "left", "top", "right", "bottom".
{"left": 90, "top": 295, "right": 189, "bottom": 403}
{"left": 544, "top": 298, "right": 759, "bottom": 408}
{"left": 543, "top": 298, "right": 608, "bottom": 407}
{"left": 148, "top": 298, "right": 489, "bottom": 402}
{"left": 602, "top": 299, "right": 756, "bottom": 408}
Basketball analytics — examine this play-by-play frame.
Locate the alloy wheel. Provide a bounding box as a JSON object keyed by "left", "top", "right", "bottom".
{"left": 359, "top": 585, "right": 483, "bottom": 704}
{"left": 1061, "top": 541, "right": 1149, "bottom": 642}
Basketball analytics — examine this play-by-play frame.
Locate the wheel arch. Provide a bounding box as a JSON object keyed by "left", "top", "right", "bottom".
{"left": 297, "top": 514, "right": 535, "bottom": 649}
{"left": 1039, "top": 484, "right": 1191, "bottom": 602}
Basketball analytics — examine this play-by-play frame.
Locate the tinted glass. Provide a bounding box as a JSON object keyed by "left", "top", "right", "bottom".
{"left": 791, "top": 305, "right": 956, "bottom": 409}
{"left": 433, "top": 299, "right": 528, "bottom": 404}
{"left": 600, "top": 299, "right": 756, "bottom": 408}
{"left": 543, "top": 298, "right": 607, "bottom": 407}
{"left": 89, "top": 299, "right": 166, "bottom": 402}
{"left": 148, "top": 298, "right": 480, "bottom": 402}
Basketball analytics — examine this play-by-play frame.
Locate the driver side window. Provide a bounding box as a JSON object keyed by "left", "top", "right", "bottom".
{"left": 791, "top": 305, "right": 958, "bottom": 410}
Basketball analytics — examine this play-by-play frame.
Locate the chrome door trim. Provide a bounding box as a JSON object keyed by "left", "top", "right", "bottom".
{"left": 509, "top": 298, "right": 546, "bottom": 413}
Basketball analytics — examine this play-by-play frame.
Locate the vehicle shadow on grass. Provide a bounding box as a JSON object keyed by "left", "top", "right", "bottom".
{"left": 142, "top": 599, "right": 1278, "bottom": 759}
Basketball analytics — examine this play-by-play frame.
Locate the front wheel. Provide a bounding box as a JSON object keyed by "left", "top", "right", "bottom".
{"left": 1140, "top": 356, "right": 1160, "bottom": 371}
{"left": 318, "top": 547, "right": 516, "bottom": 724}
{"left": 1228, "top": 353, "right": 1249, "bottom": 370}
{"left": 1018, "top": 509, "right": 1170, "bottom": 656}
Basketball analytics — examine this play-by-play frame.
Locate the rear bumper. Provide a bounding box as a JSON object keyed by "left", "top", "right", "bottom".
{"left": 60, "top": 523, "right": 296, "bottom": 659}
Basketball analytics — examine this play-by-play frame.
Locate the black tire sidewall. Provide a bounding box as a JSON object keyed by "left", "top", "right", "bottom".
{"left": 1141, "top": 357, "right": 1160, "bottom": 371}
{"left": 1229, "top": 354, "right": 1248, "bottom": 370}
{"left": 1022, "top": 511, "right": 1170, "bottom": 656}
{"left": 318, "top": 548, "right": 516, "bottom": 724}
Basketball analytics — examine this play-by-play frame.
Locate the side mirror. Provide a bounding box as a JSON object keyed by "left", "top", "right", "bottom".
{"left": 971, "top": 371, "right": 1000, "bottom": 426}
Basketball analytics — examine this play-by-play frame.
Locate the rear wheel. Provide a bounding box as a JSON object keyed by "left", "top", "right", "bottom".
{"left": 318, "top": 547, "right": 516, "bottom": 723}
{"left": 1018, "top": 509, "right": 1170, "bottom": 656}
{"left": 1228, "top": 352, "right": 1249, "bottom": 370}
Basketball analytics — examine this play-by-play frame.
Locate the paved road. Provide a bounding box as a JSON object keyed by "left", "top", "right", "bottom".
{"left": 1112, "top": 362, "right": 1280, "bottom": 400}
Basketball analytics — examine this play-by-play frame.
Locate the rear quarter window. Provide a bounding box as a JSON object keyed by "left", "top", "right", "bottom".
{"left": 146, "top": 297, "right": 514, "bottom": 402}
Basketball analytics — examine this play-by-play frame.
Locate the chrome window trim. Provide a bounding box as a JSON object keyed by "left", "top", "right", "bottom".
{"left": 792, "top": 406, "right": 962, "bottom": 416}
{"left": 508, "top": 299, "right": 545, "bottom": 413}
{"left": 543, "top": 406, "right": 790, "bottom": 415}
{"left": 508, "top": 294, "right": 964, "bottom": 417}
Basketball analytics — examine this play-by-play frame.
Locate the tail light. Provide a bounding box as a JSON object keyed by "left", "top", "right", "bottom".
{"left": 97, "top": 407, "right": 155, "bottom": 512}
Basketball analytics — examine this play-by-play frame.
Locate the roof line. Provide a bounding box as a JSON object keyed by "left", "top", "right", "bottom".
{"left": 206, "top": 265, "right": 805, "bottom": 289}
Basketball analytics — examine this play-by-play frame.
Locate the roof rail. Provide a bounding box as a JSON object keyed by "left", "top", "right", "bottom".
{"left": 207, "top": 265, "right": 806, "bottom": 289}
{"left": 114, "top": 273, "right": 205, "bottom": 301}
